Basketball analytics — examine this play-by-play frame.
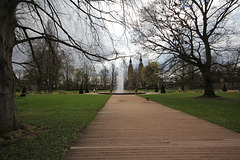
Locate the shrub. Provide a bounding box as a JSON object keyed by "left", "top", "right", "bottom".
{"left": 222, "top": 84, "right": 227, "bottom": 92}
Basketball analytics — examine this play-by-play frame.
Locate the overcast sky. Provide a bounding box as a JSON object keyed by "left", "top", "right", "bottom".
{"left": 13, "top": 0, "right": 240, "bottom": 73}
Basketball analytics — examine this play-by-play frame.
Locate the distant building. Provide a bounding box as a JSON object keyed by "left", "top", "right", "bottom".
{"left": 127, "top": 58, "right": 134, "bottom": 89}
{"left": 137, "top": 56, "right": 144, "bottom": 88}
{"left": 127, "top": 56, "right": 145, "bottom": 90}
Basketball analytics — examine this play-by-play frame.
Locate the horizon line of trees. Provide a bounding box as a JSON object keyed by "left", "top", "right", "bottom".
{"left": 15, "top": 51, "right": 240, "bottom": 93}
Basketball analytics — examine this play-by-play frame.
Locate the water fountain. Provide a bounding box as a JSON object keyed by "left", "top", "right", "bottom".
{"left": 116, "top": 60, "right": 124, "bottom": 93}
{"left": 99, "top": 59, "right": 145, "bottom": 95}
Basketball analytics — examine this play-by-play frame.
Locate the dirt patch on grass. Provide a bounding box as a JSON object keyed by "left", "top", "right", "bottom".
{"left": 0, "top": 125, "right": 44, "bottom": 146}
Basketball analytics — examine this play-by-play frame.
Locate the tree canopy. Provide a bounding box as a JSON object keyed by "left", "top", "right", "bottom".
{"left": 142, "top": 62, "right": 160, "bottom": 86}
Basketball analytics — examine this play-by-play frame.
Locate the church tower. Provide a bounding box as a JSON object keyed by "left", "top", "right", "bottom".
{"left": 127, "top": 58, "right": 134, "bottom": 90}
{"left": 138, "top": 56, "right": 144, "bottom": 88}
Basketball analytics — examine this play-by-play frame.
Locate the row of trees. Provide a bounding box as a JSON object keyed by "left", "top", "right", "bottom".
{"left": 15, "top": 56, "right": 119, "bottom": 93}
{"left": 13, "top": 19, "right": 118, "bottom": 92}
{"left": 142, "top": 58, "right": 240, "bottom": 92}
{"left": 15, "top": 49, "right": 240, "bottom": 94}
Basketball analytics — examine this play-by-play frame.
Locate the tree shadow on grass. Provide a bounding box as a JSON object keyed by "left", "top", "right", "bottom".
{"left": 191, "top": 95, "right": 230, "bottom": 100}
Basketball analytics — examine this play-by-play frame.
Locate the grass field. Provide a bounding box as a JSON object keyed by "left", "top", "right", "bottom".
{"left": 0, "top": 94, "right": 110, "bottom": 160}
{"left": 140, "top": 92, "right": 240, "bottom": 133}
{"left": 1, "top": 92, "right": 240, "bottom": 159}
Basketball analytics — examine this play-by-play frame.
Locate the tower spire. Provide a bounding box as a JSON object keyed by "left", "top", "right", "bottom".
{"left": 128, "top": 57, "right": 134, "bottom": 90}
{"left": 138, "top": 55, "right": 144, "bottom": 89}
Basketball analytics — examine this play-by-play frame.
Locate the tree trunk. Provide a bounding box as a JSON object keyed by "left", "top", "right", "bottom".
{"left": 201, "top": 27, "right": 216, "bottom": 97}
{"left": 44, "top": 77, "right": 47, "bottom": 92}
{"left": 181, "top": 85, "right": 185, "bottom": 91}
{"left": 155, "top": 84, "right": 159, "bottom": 92}
{"left": 200, "top": 67, "right": 216, "bottom": 97}
{"left": 85, "top": 76, "right": 89, "bottom": 93}
{"left": 79, "top": 83, "right": 84, "bottom": 94}
{"left": 66, "top": 75, "right": 70, "bottom": 91}
{"left": 0, "top": 1, "right": 24, "bottom": 133}
{"left": 37, "top": 77, "right": 42, "bottom": 92}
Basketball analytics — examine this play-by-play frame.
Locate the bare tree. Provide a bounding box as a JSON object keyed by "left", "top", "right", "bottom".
{"left": 215, "top": 49, "right": 240, "bottom": 89}
{"left": 169, "top": 59, "right": 201, "bottom": 90}
{"left": 90, "top": 69, "right": 100, "bottom": 90}
{"left": 99, "top": 67, "right": 109, "bottom": 89}
{"left": 0, "top": 1, "right": 123, "bottom": 132}
{"left": 25, "top": 38, "right": 62, "bottom": 92}
{"left": 132, "top": 0, "right": 240, "bottom": 97}
{"left": 173, "top": 60, "right": 187, "bottom": 91}
{"left": 110, "top": 63, "right": 117, "bottom": 90}
{"left": 61, "top": 52, "right": 75, "bottom": 91}
{"left": 19, "top": 20, "right": 63, "bottom": 92}
{"left": 225, "top": 50, "right": 240, "bottom": 89}
{"left": 82, "top": 61, "right": 95, "bottom": 93}
{"left": 74, "top": 68, "right": 84, "bottom": 93}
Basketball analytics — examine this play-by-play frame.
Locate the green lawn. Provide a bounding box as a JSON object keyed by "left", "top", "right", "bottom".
{"left": 0, "top": 94, "right": 110, "bottom": 160}
{"left": 140, "top": 92, "right": 240, "bottom": 133}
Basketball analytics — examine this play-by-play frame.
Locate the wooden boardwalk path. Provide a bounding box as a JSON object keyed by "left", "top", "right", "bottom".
{"left": 64, "top": 95, "right": 240, "bottom": 160}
